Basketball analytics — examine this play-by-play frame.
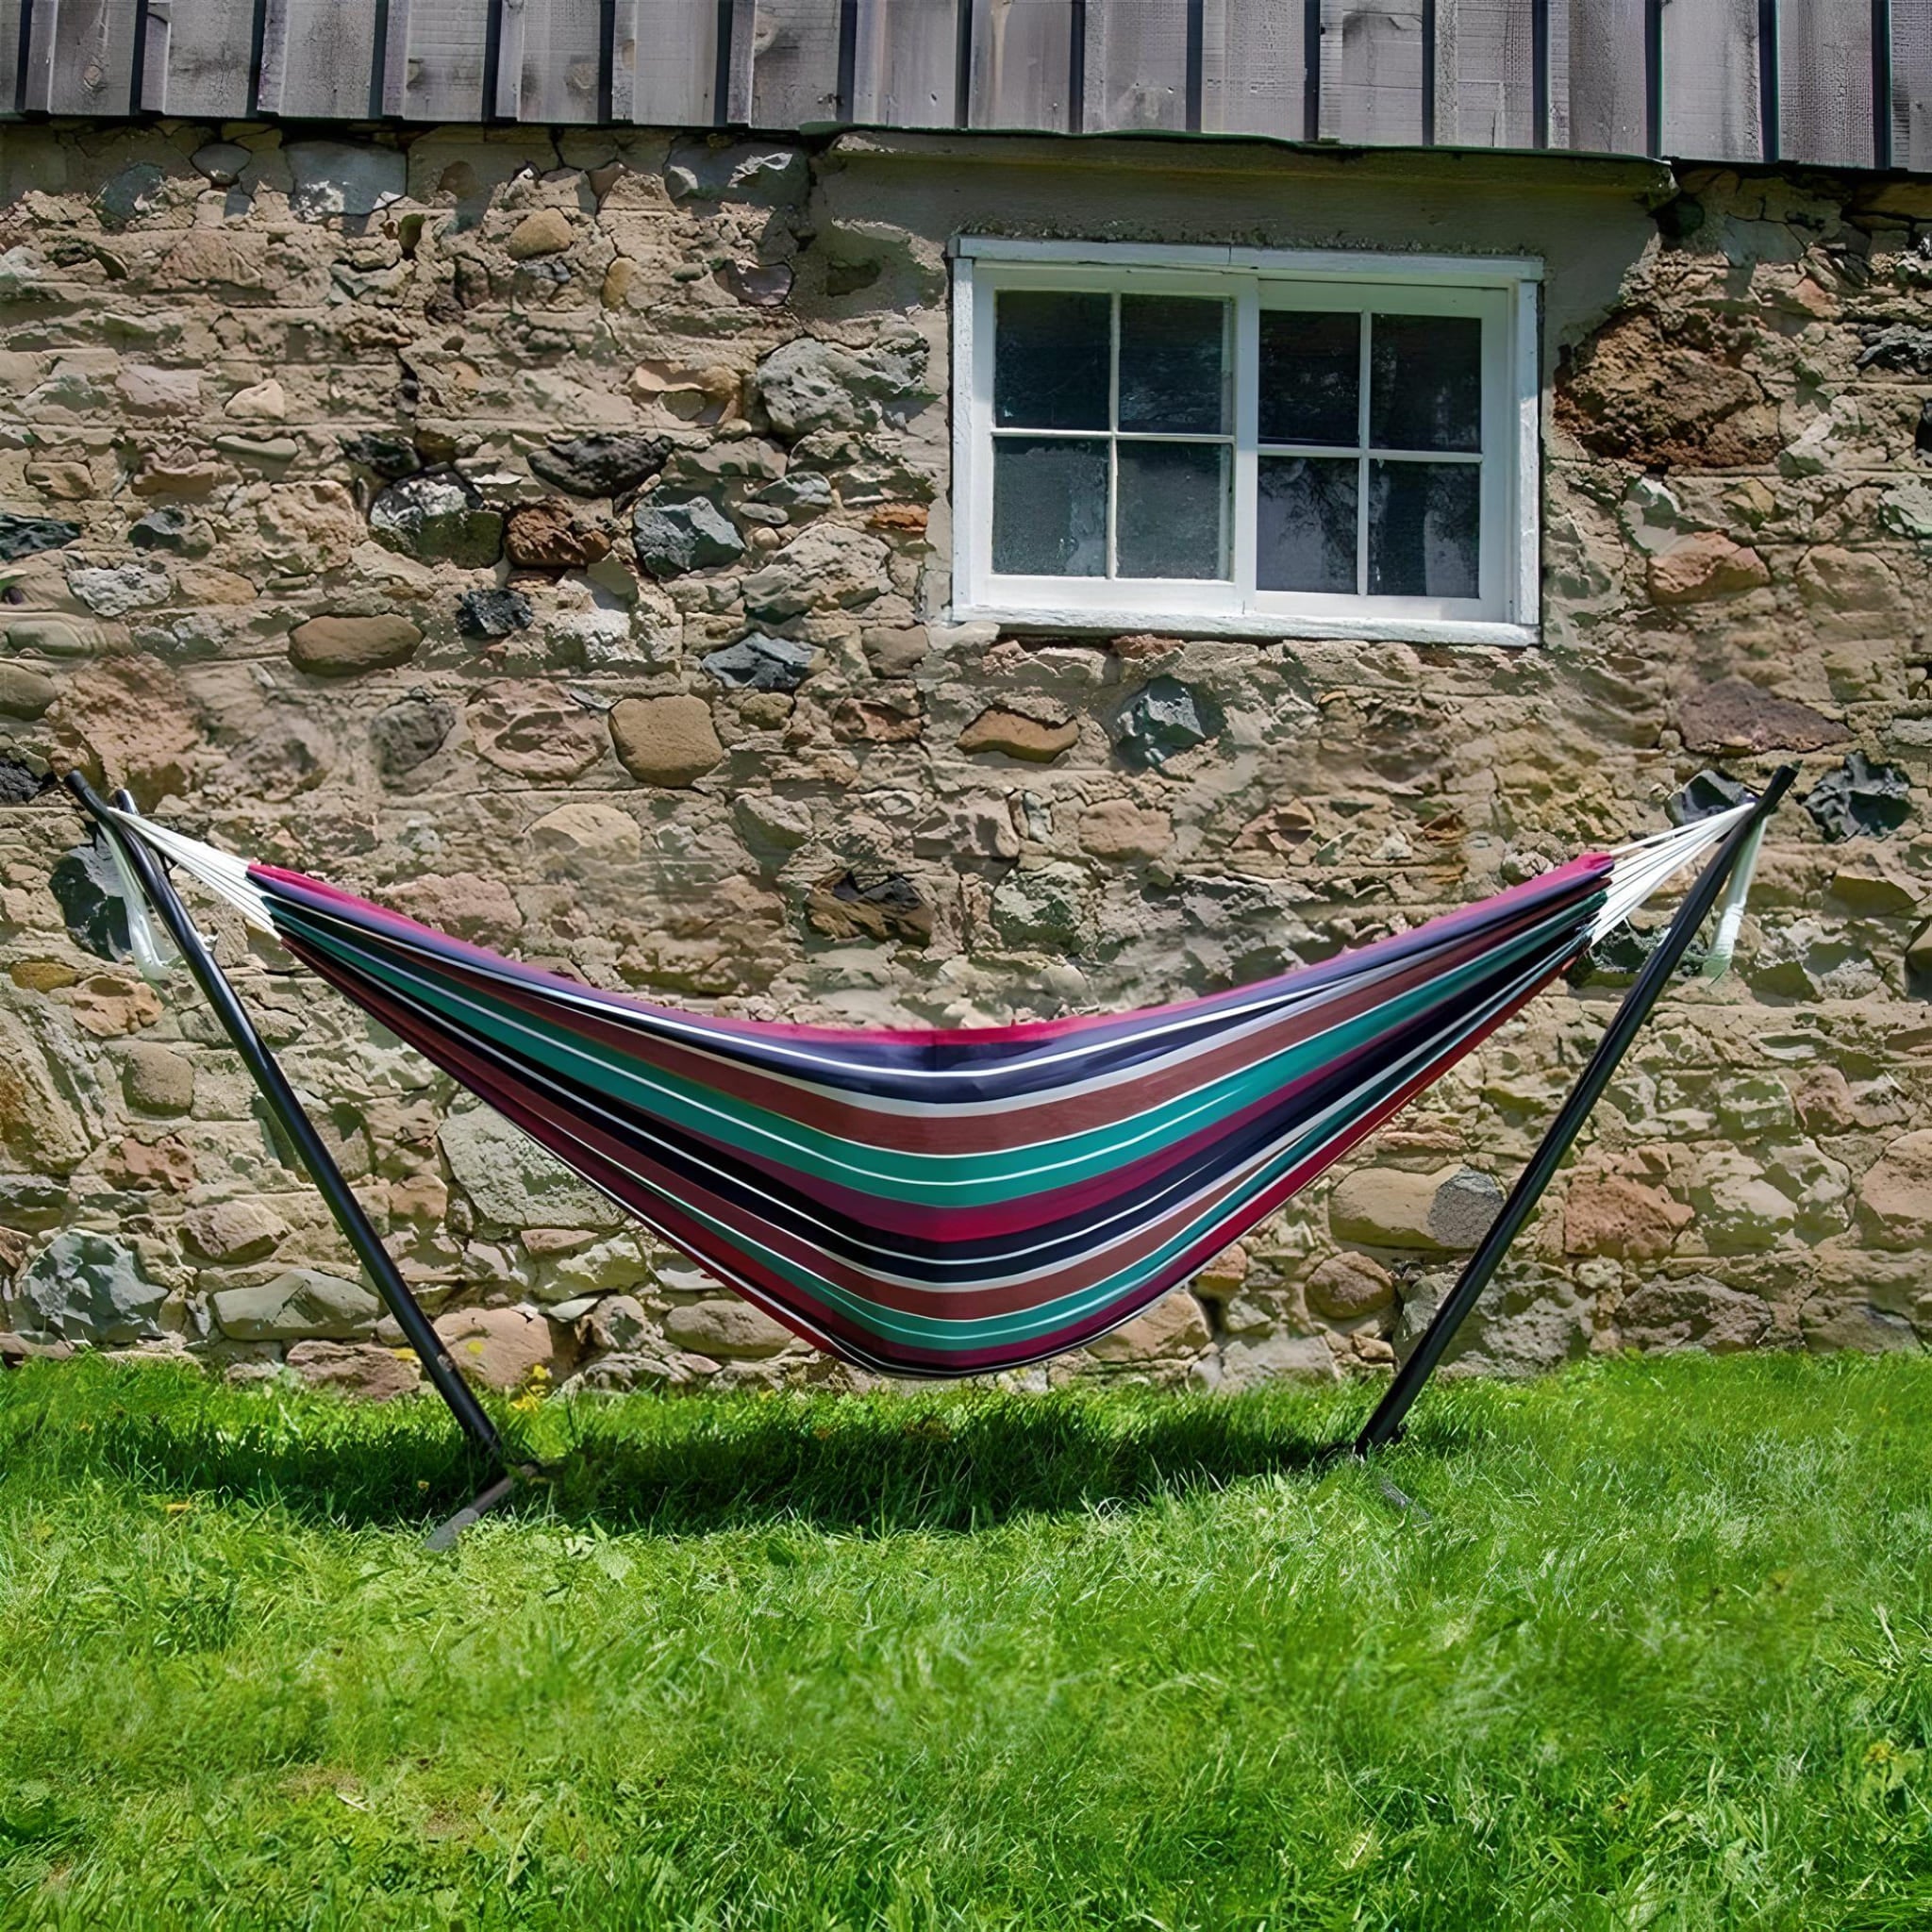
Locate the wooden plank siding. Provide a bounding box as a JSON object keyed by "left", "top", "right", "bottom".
{"left": 0, "top": 0, "right": 1925, "bottom": 178}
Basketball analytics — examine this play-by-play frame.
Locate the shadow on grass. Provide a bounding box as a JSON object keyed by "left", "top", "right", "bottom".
{"left": 6, "top": 1366, "right": 1457, "bottom": 1538}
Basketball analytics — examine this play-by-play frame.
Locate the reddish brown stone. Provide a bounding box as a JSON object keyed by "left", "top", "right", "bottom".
{"left": 1562, "top": 1173, "right": 1693, "bottom": 1260}
{"left": 1677, "top": 678, "right": 1849, "bottom": 754}
{"left": 505, "top": 500, "right": 613, "bottom": 571}
{"left": 958, "top": 705, "right": 1078, "bottom": 762}
{"left": 1647, "top": 532, "right": 1770, "bottom": 604}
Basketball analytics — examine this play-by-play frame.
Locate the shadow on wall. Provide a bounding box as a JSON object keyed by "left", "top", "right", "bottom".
{"left": 28, "top": 1366, "right": 1437, "bottom": 1537}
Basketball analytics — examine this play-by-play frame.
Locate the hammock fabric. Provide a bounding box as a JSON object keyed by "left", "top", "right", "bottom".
{"left": 99, "top": 803, "right": 1757, "bottom": 1379}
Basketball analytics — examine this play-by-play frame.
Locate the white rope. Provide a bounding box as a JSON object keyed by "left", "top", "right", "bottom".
{"left": 1592, "top": 803, "right": 1757, "bottom": 943}
{"left": 92, "top": 802, "right": 277, "bottom": 934}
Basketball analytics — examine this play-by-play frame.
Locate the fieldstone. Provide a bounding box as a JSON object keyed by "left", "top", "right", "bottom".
{"left": 752, "top": 329, "right": 931, "bottom": 439}
{"left": 107, "top": 1135, "right": 194, "bottom": 1191}
{"left": 124, "top": 1041, "right": 194, "bottom": 1115}
{"left": 832, "top": 693, "right": 923, "bottom": 742}
{"left": 286, "top": 140, "right": 407, "bottom": 221}
{"left": 609, "top": 694, "right": 724, "bottom": 786}
{"left": 289, "top": 613, "right": 423, "bottom": 676}
{"left": 48, "top": 839, "right": 129, "bottom": 961}
{"left": 225, "top": 378, "right": 287, "bottom": 422}
{"left": 1329, "top": 1164, "right": 1504, "bottom": 1251}
{"left": 434, "top": 1305, "right": 574, "bottom": 1389}
{"left": 456, "top": 587, "right": 534, "bottom": 639}
{"left": 736, "top": 792, "right": 812, "bottom": 852}
{"left": 369, "top": 472, "right": 504, "bottom": 567}
{"left": 530, "top": 433, "right": 673, "bottom": 498}
{"left": 1648, "top": 532, "right": 1771, "bottom": 603}
{"left": 529, "top": 801, "right": 643, "bottom": 868}
{"left": 468, "top": 680, "right": 607, "bottom": 780}
{"left": 666, "top": 141, "right": 809, "bottom": 207}
{"left": 1077, "top": 800, "right": 1173, "bottom": 861}
{"left": 67, "top": 563, "right": 171, "bottom": 617}
{"left": 341, "top": 432, "right": 422, "bottom": 480}
{"left": 391, "top": 872, "right": 523, "bottom": 944}
{"left": 741, "top": 522, "right": 889, "bottom": 618}
{"left": 913, "top": 796, "right": 1020, "bottom": 861}
{"left": 286, "top": 1340, "right": 421, "bottom": 1400}
{"left": 439, "top": 1105, "right": 624, "bottom": 1230}
{"left": 1685, "top": 1152, "right": 1798, "bottom": 1254}
{"left": 1676, "top": 678, "right": 1849, "bottom": 754}
{"left": 1857, "top": 323, "right": 1932, "bottom": 373}
{"left": 661, "top": 440, "right": 787, "bottom": 489}
{"left": 371, "top": 693, "right": 456, "bottom": 776}
{"left": 97, "top": 162, "right": 165, "bottom": 227}
{"left": 662, "top": 1297, "right": 793, "bottom": 1358}
{"left": 213, "top": 434, "right": 299, "bottom": 468}
{"left": 701, "top": 633, "right": 815, "bottom": 691}
{"left": 1805, "top": 753, "right": 1911, "bottom": 842}
{"left": 133, "top": 459, "right": 225, "bottom": 500}
{"left": 1305, "top": 1252, "right": 1395, "bottom": 1321}
{"left": 0, "top": 512, "right": 80, "bottom": 562}
{"left": 0, "top": 758, "right": 47, "bottom": 806}
{"left": 632, "top": 496, "right": 745, "bottom": 577}
{"left": 506, "top": 500, "right": 611, "bottom": 570}
{"left": 211, "top": 1269, "right": 381, "bottom": 1341}
{"left": 19, "top": 1232, "right": 167, "bottom": 1343}
{"left": 507, "top": 209, "right": 575, "bottom": 258}
{"left": 1218, "top": 1333, "right": 1341, "bottom": 1391}
{"left": 3, "top": 616, "right": 90, "bottom": 657}
{"left": 115, "top": 364, "right": 201, "bottom": 415}
{"left": 958, "top": 705, "right": 1078, "bottom": 762}
{"left": 0, "top": 664, "right": 57, "bottom": 720}
{"left": 1085, "top": 1291, "right": 1212, "bottom": 1361}
{"left": 129, "top": 507, "right": 204, "bottom": 554}
{"left": 1116, "top": 679, "right": 1213, "bottom": 768}
{"left": 1561, "top": 1172, "right": 1694, "bottom": 1260}
{"left": 1858, "top": 1130, "right": 1932, "bottom": 1249}
{"left": 0, "top": 1010, "right": 89, "bottom": 1174}
{"left": 1617, "top": 1276, "right": 1773, "bottom": 1354}
{"left": 721, "top": 259, "right": 793, "bottom": 306}
{"left": 991, "top": 863, "right": 1091, "bottom": 949}
{"left": 808, "top": 872, "right": 934, "bottom": 944}
{"left": 863, "top": 625, "right": 930, "bottom": 675}
{"left": 583, "top": 1293, "right": 651, "bottom": 1353}
{"left": 183, "top": 1200, "right": 287, "bottom": 1265}
{"left": 192, "top": 142, "right": 251, "bottom": 186}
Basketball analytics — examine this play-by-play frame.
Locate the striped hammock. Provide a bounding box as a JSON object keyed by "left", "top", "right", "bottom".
{"left": 98, "top": 802, "right": 1759, "bottom": 1378}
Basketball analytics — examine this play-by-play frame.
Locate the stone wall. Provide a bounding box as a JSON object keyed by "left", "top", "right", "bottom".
{"left": 0, "top": 120, "right": 1925, "bottom": 1399}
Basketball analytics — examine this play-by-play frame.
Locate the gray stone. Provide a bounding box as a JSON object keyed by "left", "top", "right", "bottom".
{"left": 48, "top": 839, "right": 129, "bottom": 961}
{"left": 991, "top": 863, "right": 1091, "bottom": 950}
{"left": 701, "top": 633, "right": 815, "bottom": 691}
{"left": 753, "top": 329, "right": 933, "bottom": 439}
{"left": 0, "top": 758, "right": 47, "bottom": 807}
{"left": 129, "top": 507, "right": 204, "bottom": 555}
{"left": 67, "top": 562, "right": 171, "bottom": 617}
{"left": 665, "top": 141, "right": 808, "bottom": 208}
{"left": 0, "top": 663, "right": 57, "bottom": 720}
{"left": 1805, "top": 753, "right": 1910, "bottom": 842}
{"left": 439, "top": 1104, "right": 625, "bottom": 1229}
{"left": 183, "top": 1200, "right": 287, "bottom": 1265}
{"left": 1857, "top": 324, "right": 1932, "bottom": 374}
{"left": 661, "top": 1296, "right": 793, "bottom": 1358}
{"left": 741, "top": 522, "right": 889, "bottom": 619}
{"left": 210, "top": 1269, "right": 381, "bottom": 1341}
{"left": 192, "top": 142, "right": 252, "bottom": 187}
{"left": 97, "top": 162, "right": 165, "bottom": 228}
{"left": 456, "top": 587, "right": 534, "bottom": 638}
{"left": 212, "top": 434, "right": 299, "bottom": 468}
{"left": 3, "top": 616, "right": 91, "bottom": 658}
{"left": 1116, "top": 678, "right": 1214, "bottom": 769}
{"left": 756, "top": 472, "right": 835, "bottom": 515}
{"left": 0, "top": 512, "right": 80, "bottom": 562}
{"left": 286, "top": 141, "right": 407, "bottom": 221}
{"left": 124, "top": 1041, "right": 194, "bottom": 1115}
{"left": 1618, "top": 1276, "right": 1773, "bottom": 1354}
{"left": 631, "top": 496, "right": 744, "bottom": 577}
{"left": 661, "top": 440, "right": 788, "bottom": 490}
{"left": 19, "top": 1233, "right": 167, "bottom": 1343}
{"left": 369, "top": 472, "right": 503, "bottom": 566}
{"left": 341, "top": 432, "right": 421, "bottom": 480}
{"left": 530, "top": 433, "right": 673, "bottom": 499}
{"left": 370, "top": 693, "right": 456, "bottom": 776}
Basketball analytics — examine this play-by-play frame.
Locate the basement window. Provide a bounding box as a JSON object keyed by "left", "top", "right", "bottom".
{"left": 950, "top": 239, "right": 1541, "bottom": 647}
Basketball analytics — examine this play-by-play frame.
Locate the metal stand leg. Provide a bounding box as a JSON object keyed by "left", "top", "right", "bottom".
{"left": 63, "top": 774, "right": 525, "bottom": 1541}
{"left": 1351, "top": 766, "right": 1797, "bottom": 1457}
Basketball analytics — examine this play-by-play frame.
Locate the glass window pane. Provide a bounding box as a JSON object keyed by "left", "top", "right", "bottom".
{"left": 1117, "top": 441, "right": 1229, "bottom": 580}
{"left": 1119, "top": 296, "right": 1228, "bottom": 434}
{"left": 1368, "top": 460, "right": 1480, "bottom": 597}
{"left": 1257, "top": 457, "right": 1358, "bottom": 594}
{"left": 992, "top": 437, "right": 1108, "bottom": 576}
{"left": 994, "top": 291, "right": 1111, "bottom": 430}
{"left": 1258, "top": 309, "right": 1360, "bottom": 447}
{"left": 1370, "top": 314, "right": 1483, "bottom": 453}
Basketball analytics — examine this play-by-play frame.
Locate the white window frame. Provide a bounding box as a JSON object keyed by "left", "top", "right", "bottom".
{"left": 949, "top": 237, "right": 1543, "bottom": 649}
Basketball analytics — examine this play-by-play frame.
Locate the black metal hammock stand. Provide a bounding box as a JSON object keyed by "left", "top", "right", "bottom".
{"left": 63, "top": 766, "right": 1796, "bottom": 1543}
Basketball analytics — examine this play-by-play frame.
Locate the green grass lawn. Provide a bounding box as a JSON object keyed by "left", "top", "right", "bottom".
{"left": 2, "top": 1353, "right": 1929, "bottom": 1929}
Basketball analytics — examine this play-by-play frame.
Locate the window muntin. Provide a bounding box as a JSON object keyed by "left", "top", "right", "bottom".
{"left": 956, "top": 245, "right": 1539, "bottom": 645}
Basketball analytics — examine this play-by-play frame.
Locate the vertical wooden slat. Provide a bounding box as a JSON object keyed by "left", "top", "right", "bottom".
{"left": 747, "top": 0, "right": 844, "bottom": 125}
{"left": 1434, "top": 0, "right": 1537, "bottom": 146}
{"left": 1656, "top": 0, "right": 1759, "bottom": 159}
{"left": 1894, "top": 0, "right": 1932, "bottom": 169}
{"left": 23, "top": 0, "right": 140, "bottom": 113}
{"left": 0, "top": 0, "right": 23, "bottom": 114}
{"left": 1782, "top": 0, "right": 1874, "bottom": 163}
{"left": 851, "top": 0, "right": 958, "bottom": 125}
{"left": 1200, "top": 0, "right": 1306, "bottom": 137}
{"left": 143, "top": 0, "right": 259, "bottom": 118}
{"left": 966, "top": 0, "right": 1074, "bottom": 127}
{"left": 260, "top": 0, "right": 383, "bottom": 117}
{"left": 497, "top": 0, "right": 603, "bottom": 120}
{"left": 1082, "top": 0, "right": 1191, "bottom": 129}
{"left": 1549, "top": 0, "right": 1645, "bottom": 152}
{"left": 618, "top": 0, "right": 722, "bottom": 121}
{"left": 383, "top": 0, "right": 492, "bottom": 119}
{"left": 1320, "top": 0, "right": 1428, "bottom": 143}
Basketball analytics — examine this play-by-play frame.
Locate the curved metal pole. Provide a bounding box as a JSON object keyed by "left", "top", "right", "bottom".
{"left": 62, "top": 773, "right": 510, "bottom": 1480}
{"left": 1353, "top": 765, "right": 1798, "bottom": 1457}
